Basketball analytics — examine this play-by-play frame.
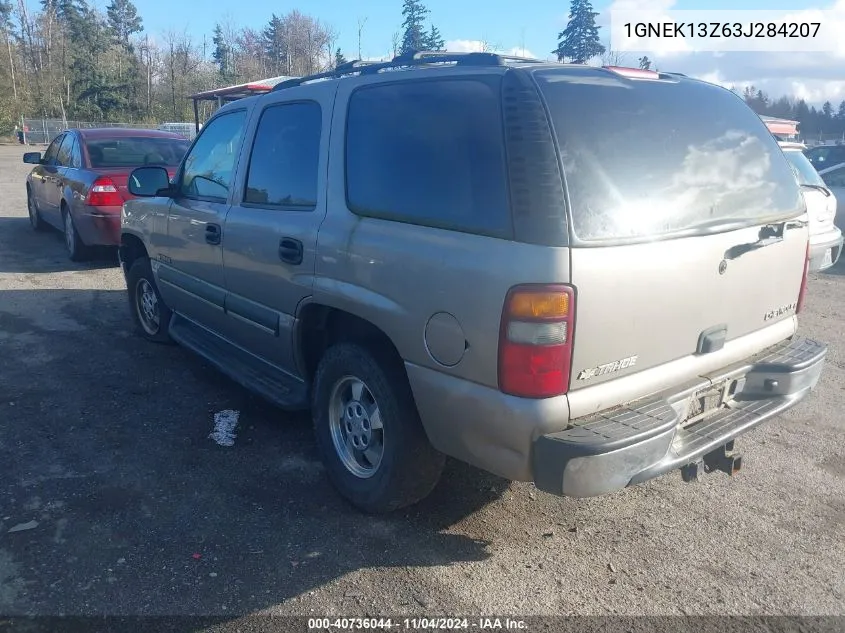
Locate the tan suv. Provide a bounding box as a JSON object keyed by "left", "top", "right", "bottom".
{"left": 119, "top": 53, "right": 827, "bottom": 513}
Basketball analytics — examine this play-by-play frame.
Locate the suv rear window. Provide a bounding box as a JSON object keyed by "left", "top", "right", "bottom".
{"left": 345, "top": 77, "right": 512, "bottom": 238}
{"left": 86, "top": 137, "right": 190, "bottom": 168}
{"left": 533, "top": 69, "right": 804, "bottom": 242}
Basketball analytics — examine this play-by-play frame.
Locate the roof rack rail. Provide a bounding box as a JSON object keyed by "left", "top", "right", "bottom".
{"left": 271, "top": 50, "right": 546, "bottom": 92}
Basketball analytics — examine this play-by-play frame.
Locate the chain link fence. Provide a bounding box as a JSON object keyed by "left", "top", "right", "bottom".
{"left": 18, "top": 118, "right": 196, "bottom": 145}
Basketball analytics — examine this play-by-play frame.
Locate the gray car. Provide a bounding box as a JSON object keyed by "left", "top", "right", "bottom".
{"left": 119, "top": 52, "right": 827, "bottom": 513}
{"left": 818, "top": 162, "right": 845, "bottom": 233}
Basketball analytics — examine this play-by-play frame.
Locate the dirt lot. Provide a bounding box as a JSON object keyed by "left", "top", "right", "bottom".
{"left": 1, "top": 144, "right": 844, "bottom": 626}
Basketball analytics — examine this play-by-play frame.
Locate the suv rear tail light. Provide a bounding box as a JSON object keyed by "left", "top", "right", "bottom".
{"left": 797, "top": 242, "right": 810, "bottom": 313}
{"left": 86, "top": 177, "right": 123, "bottom": 207}
{"left": 498, "top": 284, "right": 575, "bottom": 398}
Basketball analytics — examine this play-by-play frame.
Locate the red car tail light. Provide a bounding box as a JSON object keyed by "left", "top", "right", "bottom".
{"left": 86, "top": 177, "right": 123, "bottom": 207}
{"left": 797, "top": 242, "right": 810, "bottom": 313}
{"left": 498, "top": 284, "right": 576, "bottom": 398}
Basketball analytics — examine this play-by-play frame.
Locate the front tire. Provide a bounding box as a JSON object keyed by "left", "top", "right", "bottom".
{"left": 312, "top": 342, "right": 445, "bottom": 513}
{"left": 63, "top": 207, "right": 90, "bottom": 262}
{"left": 126, "top": 257, "right": 173, "bottom": 344}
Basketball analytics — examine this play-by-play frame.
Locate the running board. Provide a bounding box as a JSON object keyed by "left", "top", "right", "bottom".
{"left": 169, "top": 313, "right": 309, "bottom": 411}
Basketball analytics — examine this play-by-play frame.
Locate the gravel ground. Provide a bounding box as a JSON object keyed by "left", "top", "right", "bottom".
{"left": 0, "top": 145, "right": 843, "bottom": 628}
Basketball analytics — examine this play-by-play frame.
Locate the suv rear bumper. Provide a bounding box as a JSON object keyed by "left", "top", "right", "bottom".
{"left": 532, "top": 336, "right": 826, "bottom": 497}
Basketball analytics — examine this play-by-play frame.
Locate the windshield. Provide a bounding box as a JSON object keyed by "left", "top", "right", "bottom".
{"left": 86, "top": 137, "right": 190, "bottom": 168}
{"left": 533, "top": 69, "right": 804, "bottom": 242}
{"left": 783, "top": 150, "right": 826, "bottom": 187}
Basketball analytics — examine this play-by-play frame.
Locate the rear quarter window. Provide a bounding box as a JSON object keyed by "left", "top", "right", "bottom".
{"left": 345, "top": 77, "right": 512, "bottom": 238}
{"left": 533, "top": 69, "right": 804, "bottom": 242}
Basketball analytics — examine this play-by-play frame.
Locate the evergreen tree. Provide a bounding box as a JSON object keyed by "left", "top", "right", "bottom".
{"left": 212, "top": 24, "right": 232, "bottom": 77}
{"left": 837, "top": 101, "right": 845, "bottom": 120}
{"left": 106, "top": 0, "right": 142, "bottom": 47}
{"left": 822, "top": 100, "right": 833, "bottom": 118}
{"left": 552, "top": 0, "right": 605, "bottom": 63}
{"left": 334, "top": 47, "right": 348, "bottom": 68}
{"left": 426, "top": 24, "right": 444, "bottom": 50}
{"left": 70, "top": 4, "right": 126, "bottom": 118}
{"left": 822, "top": 101, "right": 833, "bottom": 134}
{"left": 794, "top": 100, "right": 809, "bottom": 121}
{"left": 400, "top": 0, "right": 429, "bottom": 56}
{"left": 262, "top": 14, "right": 287, "bottom": 74}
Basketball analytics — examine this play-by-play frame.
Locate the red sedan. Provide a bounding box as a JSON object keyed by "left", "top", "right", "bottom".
{"left": 24, "top": 128, "right": 190, "bottom": 261}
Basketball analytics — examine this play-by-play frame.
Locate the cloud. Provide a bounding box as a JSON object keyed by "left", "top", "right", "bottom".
{"left": 444, "top": 39, "right": 486, "bottom": 53}
{"left": 444, "top": 40, "right": 540, "bottom": 60}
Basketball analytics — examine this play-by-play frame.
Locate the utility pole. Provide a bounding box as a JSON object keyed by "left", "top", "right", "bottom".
{"left": 357, "top": 16, "right": 367, "bottom": 60}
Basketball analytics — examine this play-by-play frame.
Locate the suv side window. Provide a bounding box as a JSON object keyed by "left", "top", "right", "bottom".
{"left": 56, "top": 134, "right": 74, "bottom": 167}
{"left": 179, "top": 110, "right": 247, "bottom": 201}
{"left": 244, "top": 101, "right": 321, "bottom": 209}
{"left": 345, "top": 77, "right": 511, "bottom": 238}
{"left": 43, "top": 134, "right": 64, "bottom": 166}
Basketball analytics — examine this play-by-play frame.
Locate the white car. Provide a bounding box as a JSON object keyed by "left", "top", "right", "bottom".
{"left": 779, "top": 141, "right": 843, "bottom": 272}
{"left": 818, "top": 161, "right": 845, "bottom": 234}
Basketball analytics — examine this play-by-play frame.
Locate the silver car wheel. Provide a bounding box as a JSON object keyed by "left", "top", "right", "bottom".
{"left": 328, "top": 376, "right": 385, "bottom": 479}
{"left": 135, "top": 278, "right": 160, "bottom": 335}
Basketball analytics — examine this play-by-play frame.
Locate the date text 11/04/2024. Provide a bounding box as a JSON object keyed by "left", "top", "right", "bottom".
{"left": 623, "top": 21, "right": 822, "bottom": 38}
{"left": 307, "top": 618, "right": 528, "bottom": 630}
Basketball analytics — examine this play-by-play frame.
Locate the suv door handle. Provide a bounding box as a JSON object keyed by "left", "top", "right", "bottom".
{"left": 278, "top": 237, "right": 303, "bottom": 265}
{"left": 205, "top": 223, "right": 221, "bottom": 245}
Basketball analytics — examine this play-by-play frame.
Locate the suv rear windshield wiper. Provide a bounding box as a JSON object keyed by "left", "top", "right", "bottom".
{"left": 800, "top": 183, "right": 831, "bottom": 196}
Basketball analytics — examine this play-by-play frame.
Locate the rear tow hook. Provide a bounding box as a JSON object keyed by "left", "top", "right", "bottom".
{"left": 681, "top": 441, "right": 743, "bottom": 482}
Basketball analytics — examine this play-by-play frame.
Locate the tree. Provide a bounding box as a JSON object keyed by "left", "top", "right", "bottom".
{"left": 106, "top": 0, "right": 142, "bottom": 47}
{"left": 638, "top": 55, "right": 651, "bottom": 70}
{"left": 212, "top": 24, "right": 232, "bottom": 77}
{"left": 262, "top": 14, "right": 286, "bottom": 75}
{"left": 600, "top": 46, "right": 625, "bottom": 66}
{"left": 426, "top": 23, "right": 444, "bottom": 51}
{"left": 334, "top": 47, "right": 347, "bottom": 68}
{"left": 553, "top": 0, "right": 605, "bottom": 63}
{"left": 822, "top": 100, "right": 833, "bottom": 118}
{"left": 837, "top": 100, "right": 845, "bottom": 120}
{"left": 400, "top": 0, "right": 429, "bottom": 56}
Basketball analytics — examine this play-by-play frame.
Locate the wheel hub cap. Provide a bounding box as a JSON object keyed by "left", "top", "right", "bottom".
{"left": 136, "top": 279, "right": 160, "bottom": 334}
{"left": 328, "top": 376, "right": 384, "bottom": 479}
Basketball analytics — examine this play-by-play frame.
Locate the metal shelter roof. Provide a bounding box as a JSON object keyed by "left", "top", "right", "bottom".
{"left": 760, "top": 114, "right": 800, "bottom": 137}
{"left": 188, "top": 75, "right": 298, "bottom": 132}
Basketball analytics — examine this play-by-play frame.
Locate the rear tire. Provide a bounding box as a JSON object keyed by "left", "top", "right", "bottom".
{"left": 126, "top": 257, "right": 173, "bottom": 344}
{"left": 27, "top": 189, "right": 47, "bottom": 232}
{"left": 312, "top": 342, "right": 445, "bottom": 513}
{"left": 63, "top": 206, "right": 90, "bottom": 262}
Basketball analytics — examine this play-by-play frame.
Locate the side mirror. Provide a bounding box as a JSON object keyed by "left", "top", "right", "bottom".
{"left": 128, "top": 166, "right": 172, "bottom": 197}
{"left": 23, "top": 152, "right": 42, "bottom": 165}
